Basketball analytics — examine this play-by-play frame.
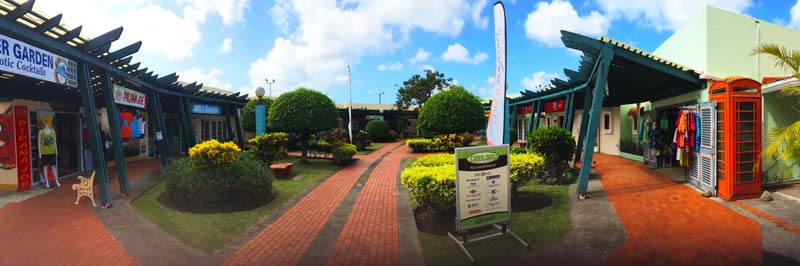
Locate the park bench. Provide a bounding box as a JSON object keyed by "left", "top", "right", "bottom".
{"left": 72, "top": 171, "right": 96, "bottom": 207}
{"left": 270, "top": 162, "right": 294, "bottom": 179}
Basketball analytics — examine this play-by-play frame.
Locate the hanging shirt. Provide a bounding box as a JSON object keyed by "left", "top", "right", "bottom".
{"left": 131, "top": 115, "right": 141, "bottom": 138}
{"left": 120, "top": 112, "right": 134, "bottom": 138}
{"left": 40, "top": 129, "right": 56, "bottom": 155}
{"left": 687, "top": 112, "right": 696, "bottom": 149}
{"left": 695, "top": 111, "right": 701, "bottom": 148}
{"left": 139, "top": 116, "right": 145, "bottom": 135}
{"left": 675, "top": 111, "right": 687, "bottom": 148}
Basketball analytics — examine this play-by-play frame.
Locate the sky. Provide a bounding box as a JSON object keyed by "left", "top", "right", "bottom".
{"left": 31, "top": 0, "right": 800, "bottom": 104}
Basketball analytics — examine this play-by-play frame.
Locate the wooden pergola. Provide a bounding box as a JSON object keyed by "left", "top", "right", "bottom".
{"left": 0, "top": 0, "right": 249, "bottom": 207}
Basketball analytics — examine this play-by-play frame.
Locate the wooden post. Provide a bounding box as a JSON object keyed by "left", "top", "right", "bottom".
{"left": 527, "top": 101, "right": 536, "bottom": 134}
{"left": 78, "top": 62, "right": 112, "bottom": 207}
{"left": 232, "top": 105, "right": 244, "bottom": 146}
{"left": 176, "top": 98, "right": 190, "bottom": 153}
{"left": 533, "top": 100, "right": 543, "bottom": 129}
{"left": 577, "top": 43, "right": 614, "bottom": 197}
{"left": 574, "top": 86, "right": 594, "bottom": 164}
{"left": 101, "top": 71, "right": 129, "bottom": 195}
{"left": 183, "top": 99, "right": 197, "bottom": 147}
{"left": 565, "top": 92, "right": 577, "bottom": 132}
{"left": 223, "top": 103, "right": 233, "bottom": 142}
{"left": 150, "top": 91, "right": 170, "bottom": 166}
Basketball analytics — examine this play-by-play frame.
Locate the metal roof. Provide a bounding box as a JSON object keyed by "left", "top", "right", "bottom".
{"left": 0, "top": 0, "right": 248, "bottom": 106}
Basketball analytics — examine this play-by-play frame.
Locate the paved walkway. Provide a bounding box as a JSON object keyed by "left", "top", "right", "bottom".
{"left": 593, "top": 154, "right": 762, "bottom": 266}
{"left": 0, "top": 159, "right": 161, "bottom": 266}
{"left": 224, "top": 142, "right": 405, "bottom": 266}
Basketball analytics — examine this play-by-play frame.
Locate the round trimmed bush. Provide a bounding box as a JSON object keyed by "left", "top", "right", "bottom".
{"left": 528, "top": 127, "right": 576, "bottom": 165}
{"left": 418, "top": 85, "right": 484, "bottom": 135}
{"left": 332, "top": 142, "right": 357, "bottom": 165}
{"left": 268, "top": 88, "right": 339, "bottom": 161}
{"left": 365, "top": 120, "right": 390, "bottom": 141}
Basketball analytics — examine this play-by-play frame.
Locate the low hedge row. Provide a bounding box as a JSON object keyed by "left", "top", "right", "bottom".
{"left": 332, "top": 142, "right": 357, "bottom": 165}
{"left": 402, "top": 153, "right": 544, "bottom": 212}
{"left": 405, "top": 133, "right": 475, "bottom": 153}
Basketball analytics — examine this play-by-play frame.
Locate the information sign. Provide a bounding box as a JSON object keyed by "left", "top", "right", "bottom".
{"left": 454, "top": 145, "right": 510, "bottom": 231}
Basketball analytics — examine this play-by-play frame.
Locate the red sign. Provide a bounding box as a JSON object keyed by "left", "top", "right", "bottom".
{"left": 14, "top": 105, "right": 30, "bottom": 191}
{"left": 518, "top": 105, "right": 532, "bottom": 114}
{"left": 0, "top": 110, "right": 16, "bottom": 170}
{"left": 544, "top": 99, "right": 566, "bottom": 112}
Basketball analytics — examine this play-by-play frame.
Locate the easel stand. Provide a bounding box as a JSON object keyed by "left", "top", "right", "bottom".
{"left": 447, "top": 223, "right": 529, "bottom": 263}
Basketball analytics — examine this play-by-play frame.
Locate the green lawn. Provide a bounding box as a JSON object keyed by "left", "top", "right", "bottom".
{"left": 356, "top": 143, "right": 385, "bottom": 155}
{"left": 131, "top": 156, "right": 343, "bottom": 251}
{"left": 415, "top": 183, "right": 571, "bottom": 265}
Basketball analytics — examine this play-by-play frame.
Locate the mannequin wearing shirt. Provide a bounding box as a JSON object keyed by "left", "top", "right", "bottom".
{"left": 38, "top": 123, "right": 60, "bottom": 188}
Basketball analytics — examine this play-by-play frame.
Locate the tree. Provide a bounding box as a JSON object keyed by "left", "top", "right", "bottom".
{"left": 365, "top": 120, "right": 390, "bottom": 141}
{"left": 418, "top": 85, "right": 484, "bottom": 135}
{"left": 755, "top": 44, "right": 800, "bottom": 168}
{"left": 268, "top": 88, "right": 339, "bottom": 162}
{"left": 395, "top": 70, "right": 452, "bottom": 110}
{"left": 242, "top": 97, "right": 272, "bottom": 133}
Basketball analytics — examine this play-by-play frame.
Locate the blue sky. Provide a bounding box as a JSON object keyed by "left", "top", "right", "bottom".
{"left": 33, "top": 0, "right": 799, "bottom": 104}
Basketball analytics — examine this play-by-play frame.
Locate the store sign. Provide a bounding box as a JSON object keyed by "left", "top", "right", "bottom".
{"left": 192, "top": 103, "right": 221, "bottom": 115}
{"left": 454, "top": 145, "right": 511, "bottom": 231}
{"left": 0, "top": 33, "right": 77, "bottom": 88}
{"left": 114, "top": 85, "right": 147, "bottom": 108}
{"left": 367, "top": 115, "right": 384, "bottom": 121}
{"left": 518, "top": 105, "right": 532, "bottom": 114}
{"left": 544, "top": 99, "right": 565, "bottom": 112}
{"left": 14, "top": 105, "right": 31, "bottom": 191}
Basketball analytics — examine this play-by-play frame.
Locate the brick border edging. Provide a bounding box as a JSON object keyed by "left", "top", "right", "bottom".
{"left": 396, "top": 157, "right": 426, "bottom": 266}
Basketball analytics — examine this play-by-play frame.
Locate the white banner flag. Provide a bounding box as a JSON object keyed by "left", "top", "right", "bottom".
{"left": 486, "top": 2, "right": 507, "bottom": 145}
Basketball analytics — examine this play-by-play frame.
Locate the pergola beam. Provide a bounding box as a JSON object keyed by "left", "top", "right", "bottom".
{"left": 34, "top": 13, "right": 61, "bottom": 34}
{"left": 81, "top": 27, "right": 123, "bottom": 54}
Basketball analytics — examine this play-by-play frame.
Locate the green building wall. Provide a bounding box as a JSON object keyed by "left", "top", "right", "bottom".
{"left": 762, "top": 91, "right": 800, "bottom": 181}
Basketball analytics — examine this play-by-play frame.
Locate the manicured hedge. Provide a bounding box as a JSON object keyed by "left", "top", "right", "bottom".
{"left": 365, "top": 120, "right": 391, "bottom": 141}
{"left": 332, "top": 142, "right": 357, "bottom": 165}
{"left": 407, "top": 138, "right": 435, "bottom": 153}
{"left": 248, "top": 132, "right": 289, "bottom": 165}
{"left": 412, "top": 153, "right": 455, "bottom": 167}
{"left": 406, "top": 134, "right": 474, "bottom": 153}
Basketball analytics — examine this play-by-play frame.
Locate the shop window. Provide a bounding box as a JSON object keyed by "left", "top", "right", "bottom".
{"left": 558, "top": 116, "right": 565, "bottom": 128}
{"left": 602, "top": 111, "right": 613, "bottom": 134}
{"left": 202, "top": 120, "right": 226, "bottom": 141}
{"left": 517, "top": 118, "right": 528, "bottom": 141}
{"left": 632, "top": 115, "right": 638, "bottom": 135}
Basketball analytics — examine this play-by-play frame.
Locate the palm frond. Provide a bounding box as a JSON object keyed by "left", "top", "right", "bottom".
{"left": 763, "top": 121, "right": 800, "bottom": 163}
{"left": 755, "top": 43, "right": 800, "bottom": 78}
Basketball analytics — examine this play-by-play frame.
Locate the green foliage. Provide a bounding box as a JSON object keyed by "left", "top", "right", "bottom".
{"left": 755, "top": 44, "right": 800, "bottom": 167}
{"left": 268, "top": 88, "right": 339, "bottom": 161}
{"left": 401, "top": 165, "right": 456, "bottom": 211}
{"left": 509, "top": 153, "right": 545, "bottom": 193}
{"left": 366, "top": 120, "right": 391, "bottom": 141}
{"left": 242, "top": 97, "right": 272, "bottom": 133}
{"left": 164, "top": 151, "right": 273, "bottom": 209}
{"left": 528, "top": 127, "right": 576, "bottom": 166}
{"left": 395, "top": 69, "right": 453, "bottom": 110}
{"left": 353, "top": 130, "right": 371, "bottom": 150}
{"left": 309, "top": 140, "right": 334, "bottom": 158}
{"left": 407, "top": 138, "right": 436, "bottom": 153}
{"left": 511, "top": 147, "right": 529, "bottom": 154}
{"left": 418, "top": 85, "right": 484, "bottom": 135}
{"left": 332, "top": 142, "right": 357, "bottom": 165}
{"left": 320, "top": 128, "right": 349, "bottom": 143}
{"left": 412, "top": 154, "right": 454, "bottom": 167}
{"left": 388, "top": 130, "right": 399, "bottom": 140}
{"left": 509, "top": 127, "right": 518, "bottom": 144}
{"left": 247, "top": 132, "right": 289, "bottom": 165}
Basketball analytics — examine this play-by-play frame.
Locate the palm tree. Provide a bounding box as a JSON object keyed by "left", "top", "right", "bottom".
{"left": 754, "top": 44, "right": 800, "bottom": 167}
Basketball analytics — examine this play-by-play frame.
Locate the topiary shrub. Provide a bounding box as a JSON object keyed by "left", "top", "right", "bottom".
{"left": 164, "top": 150, "right": 273, "bottom": 210}
{"left": 401, "top": 165, "right": 456, "bottom": 211}
{"left": 332, "top": 142, "right": 357, "bottom": 165}
{"left": 407, "top": 138, "right": 435, "bottom": 153}
{"left": 366, "top": 120, "right": 391, "bottom": 141}
{"left": 528, "top": 127, "right": 576, "bottom": 184}
{"left": 418, "top": 85, "right": 484, "bottom": 135}
{"left": 353, "top": 130, "right": 371, "bottom": 150}
{"left": 188, "top": 139, "right": 241, "bottom": 171}
{"left": 248, "top": 132, "right": 289, "bottom": 165}
{"left": 309, "top": 140, "right": 334, "bottom": 158}
{"left": 268, "top": 88, "right": 339, "bottom": 162}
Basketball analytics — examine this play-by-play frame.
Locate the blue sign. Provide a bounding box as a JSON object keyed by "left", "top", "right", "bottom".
{"left": 192, "top": 103, "right": 221, "bottom": 115}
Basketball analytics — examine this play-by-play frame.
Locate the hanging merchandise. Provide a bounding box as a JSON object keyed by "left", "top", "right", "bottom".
{"left": 131, "top": 114, "right": 141, "bottom": 139}
{"left": 694, "top": 111, "right": 701, "bottom": 148}
{"left": 120, "top": 111, "right": 133, "bottom": 138}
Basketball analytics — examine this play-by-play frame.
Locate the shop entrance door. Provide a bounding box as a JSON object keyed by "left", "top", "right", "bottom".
{"left": 54, "top": 113, "right": 80, "bottom": 177}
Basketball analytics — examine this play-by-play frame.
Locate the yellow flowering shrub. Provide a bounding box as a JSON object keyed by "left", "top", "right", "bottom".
{"left": 188, "top": 139, "right": 241, "bottom": 169}
{"left": 401, "top": 165, "right": 456, "bottom": 211}
{"left": 509, "top": 153, "right": 544, "bottom": 192}
{"left": 412, "top": 153, "right": 455, "bottom": 168}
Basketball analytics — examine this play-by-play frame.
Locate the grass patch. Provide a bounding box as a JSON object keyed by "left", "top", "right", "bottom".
{"left": 132, "top": 156, "right": 342, "bottom": 251}
{"left": 356, "top": 143, "right": 385, "bottom": 155}
{"left": 415, "top": 184, "right": 570, "bottom": 265}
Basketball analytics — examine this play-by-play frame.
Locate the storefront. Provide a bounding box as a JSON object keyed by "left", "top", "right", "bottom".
{"left": 0, "top": 1, "right": 248, "bottom": 208}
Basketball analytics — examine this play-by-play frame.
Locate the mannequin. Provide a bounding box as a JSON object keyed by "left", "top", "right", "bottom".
{"left": 38, "top": 123, "right": 60, "bottom": 188}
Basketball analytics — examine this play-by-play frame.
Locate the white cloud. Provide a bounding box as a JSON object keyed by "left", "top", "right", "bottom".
{"left": 251, "top": 0, "right": 484, "bottom": 97}
{"left": 420, "top": 64, "right": 436, "bottom": 72}
{"left": 476, "top": 76, "right": 494, "bottom": 97}
{"left": 34, "top": 0, "right": 250, "bottom": 61}
{"left": 410, "top": 48, "right": 432, "bottom": 64}
{"left": 595, "top": 0, "right": 752, "bottom": 32}
{"left": 788, "top": 1, "right": 800, "bottom": 29}
{"left": 524, "top": 0, "right": 611, "bottom": 47}
{"left": 470, "top": 0, "right": 489, "bottom": 29}
{"left": 220, "top": 37, "right": 233, "bottom": 54}
{"left": 178, "top": 67, "right": 233, "bottom": 90}
{"left": 522, "top": 71, "right": 559, "bottom": 91}
{"left": 441, "top": 43, "right": 489, "bottom": 64}
{"left": 377, "top": 61, "right": 403, "bottom": 71}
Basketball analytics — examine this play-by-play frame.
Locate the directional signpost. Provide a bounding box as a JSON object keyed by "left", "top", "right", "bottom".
{"left": 449, "top": 145, "right": 529, "bottom": 263}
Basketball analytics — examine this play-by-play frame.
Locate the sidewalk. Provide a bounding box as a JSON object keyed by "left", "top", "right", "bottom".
{"left": 593, "top": 154, "right": 762, "bottom": 266}
{"left": 0, "top": 159, "right": 161, "bottom": 266}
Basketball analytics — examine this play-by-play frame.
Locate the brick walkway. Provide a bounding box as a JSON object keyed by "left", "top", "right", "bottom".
{"left": 326, "top": 145, "right": 407, "bottom": 266}
{"left": 593, "top": 154, "right": 762, "bottom": 266}
{"left": 0, "top": 159, "right": 161, "bottom": 266}
{"left": 224, "top": 142, "right": 404, "bottom": 266}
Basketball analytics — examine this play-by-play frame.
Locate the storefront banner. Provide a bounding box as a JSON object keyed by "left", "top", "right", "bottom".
{"left": 114, "top": 85, "right": 147, "bottom": 108}
{"left": 0, "top": 108, "right": 16, "bottom": 170}
{"left": 14, "top": 105, "right": 30, "bottom": 191}
{"left": 518, "top": 105, "right": 532, "bottom": 114}
{"left": 0, "top": 33, "right": 77, "bottom": 88}
{"left": 544, "top": 99, "right": 565, "bottom": 112}
{"left": 192, "top": 103, "right": 221, "bottom": 115}
{"left": 455, "top": 145, "right": 511, "bottom": 231}
{"left": 486, "top": 2, "right": 507, "bottom": 145}
{"left": 367, "top": 115, "right": 384, "bottom": 121}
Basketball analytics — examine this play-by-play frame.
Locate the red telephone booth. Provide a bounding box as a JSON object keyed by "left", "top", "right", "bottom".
{"left": 709, "top": 77, "right": 762, "bottom": 201}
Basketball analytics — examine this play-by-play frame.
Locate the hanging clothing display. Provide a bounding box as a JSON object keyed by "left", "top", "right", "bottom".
{"left": 120, "top": 111, "right": 133, "bottom": 138}
{"left": 131, "top": 114, "right": 141, "bottom": 139}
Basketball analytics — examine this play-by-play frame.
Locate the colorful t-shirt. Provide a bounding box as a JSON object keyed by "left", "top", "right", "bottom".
{"left": 120, "top": 112, "right": 133, "bottom": 138}
{"left": 40, "top": 129, "right": 56, "bottom": 155}
{"left": 131, "top": 115, "right": 141, "bottom": 138}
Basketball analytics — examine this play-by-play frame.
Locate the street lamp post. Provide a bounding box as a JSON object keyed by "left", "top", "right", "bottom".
{"left": 265, "top": 78, "right": 276, "bottom": 98}
{"left": 378, "top": 92, "right": 385, "bottom": 105}
{"left": 255, "top": 87, "right": 266, "bottom": 135}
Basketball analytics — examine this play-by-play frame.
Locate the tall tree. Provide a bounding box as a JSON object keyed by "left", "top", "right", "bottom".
{"left": 394, "top": 70, "right": 452, "bottom": 110}
{"left": 755, "top": 44, "right": 800, "bottom": 168}
{"left": 268, "top": 88, "right": 339, "bottom": 162}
